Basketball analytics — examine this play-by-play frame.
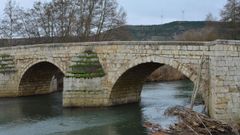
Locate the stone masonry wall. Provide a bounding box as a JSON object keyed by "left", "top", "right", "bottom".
{"left": 147, "top": 65, "right": 187, "bottom": 81}
{"left": 0, "top": 54, "right": 17, "bottom": 97}
{"left": 209, "top": 40, "right": 240, "bottom": 122}
{"left": 95, "top": 42, "right": 210, "bottom": 107}
{"left": 18, "top": 62, "right": 62, "bottom": 96}
{"left": 110, "top": 63, "right": 162, "bottom": 105}
{"left": 0, "top": 41, "right": 239, "bottom": 123}
{"left": 63, "top": 50, "right": 107, "bottom": 107}
{"left": 0, "top": 43, "right": 82, "bottom": 97}
{"left": 63, "top": 77, "right": 108, "bottom": 107}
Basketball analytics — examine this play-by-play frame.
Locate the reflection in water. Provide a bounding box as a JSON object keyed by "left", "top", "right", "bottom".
{"left": 0, "top": 80, "right": 200, "bottom": 135}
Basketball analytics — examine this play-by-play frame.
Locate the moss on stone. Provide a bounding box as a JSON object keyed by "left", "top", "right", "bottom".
{"left": 70, "top": 63, "right": 101, "bottom": 68}
{"left": 0, "top": 54, "right": 11, "bottom": 58}
{"left": 0, "top": 54, "right": 16, "bottom": 74}
{"left": 67, "top": 51, "right": 105, "bottom": 79}
{"left": 77, "top": 55, "right": 98, "bottom": 59}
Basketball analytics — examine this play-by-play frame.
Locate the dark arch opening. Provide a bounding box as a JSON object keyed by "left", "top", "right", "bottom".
{"left": 110, "top": 62, "right": 163, "bottom": 105}
{"left": 110, "top": 62, "right": 193, "bottom": 106}
{"left": 19, "top": 62, "right": 64, "bottom": 96}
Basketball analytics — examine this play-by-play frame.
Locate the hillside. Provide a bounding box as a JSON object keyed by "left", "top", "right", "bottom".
{"left": 109, "top": 21, "right": 206, "bottom": 41}
{"left": 0, "top": 21, "right": 207, "bottom": 46}
{"left": 118, "top": 21, "right": 207, "bottom": 41}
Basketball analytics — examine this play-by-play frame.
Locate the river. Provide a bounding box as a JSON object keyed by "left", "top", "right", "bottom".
{"left": 0, "top": 80, "right": 203, "bottom": 135}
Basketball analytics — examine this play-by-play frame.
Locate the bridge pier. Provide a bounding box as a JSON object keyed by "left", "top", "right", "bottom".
{"left": 63, "top": 50, "right": 109, "bottom": 107}
{"left": 0, "top": 73, "right": 19, "bottom": 97}
{"left": 63, "top": 77, "right": 109, "bottom": 107}
{"left": 0, "top": 54, "right": 18, "bottom": 97}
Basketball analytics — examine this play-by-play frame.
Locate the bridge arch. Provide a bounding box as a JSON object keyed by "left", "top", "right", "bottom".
{"left": 109, "top": 56, "right": 198, "bottom": 105}
{"left": 18, "top": 61, "right": 65, "bottom": 96}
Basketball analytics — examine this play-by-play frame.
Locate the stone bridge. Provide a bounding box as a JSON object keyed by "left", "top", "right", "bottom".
{"left": 0, "top": 40, "right": 239, "bottom": 123}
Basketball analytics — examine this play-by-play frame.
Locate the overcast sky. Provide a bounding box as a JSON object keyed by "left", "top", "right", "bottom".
{"left": 0, "top": 0, "right": 227, "bottom": 25}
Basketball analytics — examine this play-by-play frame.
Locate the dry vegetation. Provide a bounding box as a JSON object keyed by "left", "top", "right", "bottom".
{"left": 144, "top": 106, "right": 239, "bottom": 135}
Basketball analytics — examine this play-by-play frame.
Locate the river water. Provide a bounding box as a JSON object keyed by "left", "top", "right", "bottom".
{"left": 0, "top": 80, "right": 203, "bottom": 135}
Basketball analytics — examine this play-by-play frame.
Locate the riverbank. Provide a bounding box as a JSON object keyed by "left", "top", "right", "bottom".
{"left": 144, "top": 106, "right": 239, "bottom": 135}
{"left": 147, "top": 65, "right": 186, "bottom": 82}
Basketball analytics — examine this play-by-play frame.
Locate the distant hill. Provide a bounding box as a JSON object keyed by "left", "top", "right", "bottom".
{"left": 109, "top": 21, "right": 207, "bottom": 41}
{"left": 1, "top": 21, "right": 238, "bottom": 47}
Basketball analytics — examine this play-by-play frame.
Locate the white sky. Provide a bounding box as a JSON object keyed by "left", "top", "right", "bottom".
{"left": 0, "top": 0, "right": 227, "bottom": 25}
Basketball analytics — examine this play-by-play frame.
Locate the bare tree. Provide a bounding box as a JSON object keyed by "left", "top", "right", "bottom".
{"left": 50, "top": 0, "right": 126, "bottom": 41}
{"left": 18, "top": 8, "right": 41, "bottom": 38}
{"left": 74, "top": 0, "right": 87, "bottom": 37}
{"left": 0, "top": 0, "right": 21, "bottom": 40}
{"left": 0, "top": 0, "right": 126, "bottom": 41}
{"left": 221, "top": 0, "right": 240, "bottom": 22}
{"left": 52, "top": 0, "right": 72, "bottom": 37}
{"left": 32, "top": 1, "right": 53, "bottom": 37}
{"left": 221, "top": 0, "right": 240, "bottom": 39}
{"left": 205, "top": 13, "right": 217, "bottom": 22}
{"left": 94, "top": 0, "right": 126, "bottom": 41}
